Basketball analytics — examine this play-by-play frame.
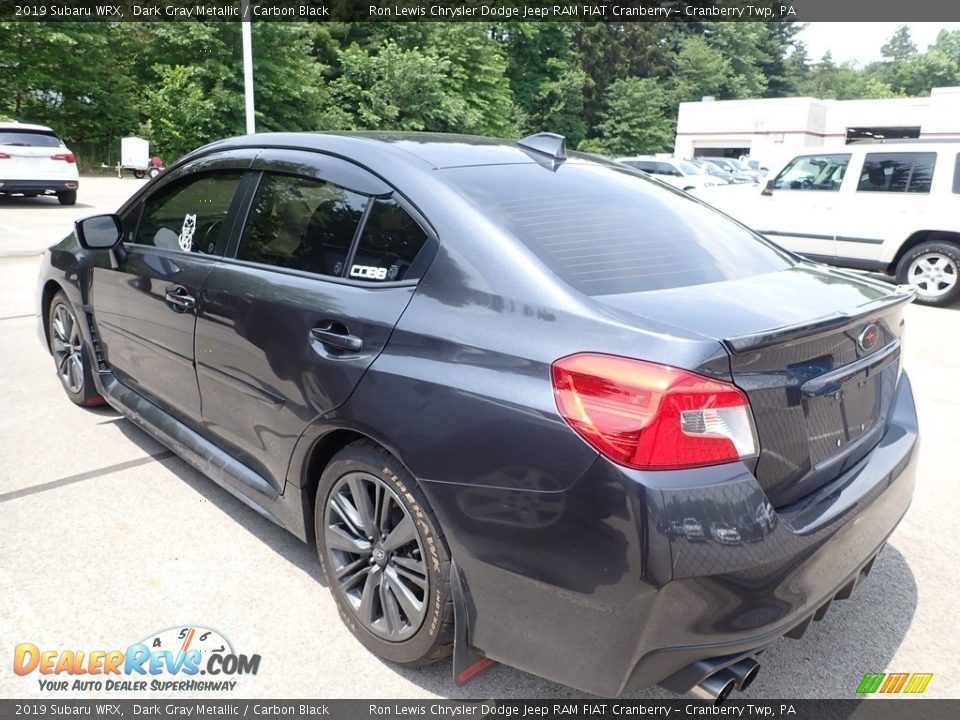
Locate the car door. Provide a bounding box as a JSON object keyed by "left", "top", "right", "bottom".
{"left": 749, "top": 152, "right": 851, "bottom": 261}
{"left": 832, "top": 151, "right": 937, "bottom": 266}
{"left": 193, "top": 150, "right": 436, "bottom": 492}
{"left": 89, "top": 152, "right": 255, "bottom": 427}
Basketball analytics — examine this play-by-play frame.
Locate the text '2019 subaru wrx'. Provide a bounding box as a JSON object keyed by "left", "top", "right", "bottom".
{"left": 37, "top": 132, "right": 918, "bottom": 702}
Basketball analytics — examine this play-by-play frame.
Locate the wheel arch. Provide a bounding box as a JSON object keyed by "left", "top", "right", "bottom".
{"left": 890, "top": 230, "right": 960, "bottom": 274}
{"left": 297, "top": 427, "right": 377, "bottom": 545}
{"left": 39, "top": 279, "right": 66, "bottom": 353}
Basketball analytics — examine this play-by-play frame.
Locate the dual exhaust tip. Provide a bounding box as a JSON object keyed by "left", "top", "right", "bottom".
{"left": 689, "top": 658, "right": 760, "bottom": 704}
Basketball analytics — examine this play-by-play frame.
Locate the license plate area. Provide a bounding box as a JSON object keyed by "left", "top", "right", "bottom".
{"left": 802, "top": 344, "right": 900, "bottom": 466}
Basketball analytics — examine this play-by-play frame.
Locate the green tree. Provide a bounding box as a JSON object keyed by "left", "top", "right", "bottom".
{"left": 881, "top": 25, "right": 917, "bottom": 63}
{"left": 572, "top": 24, "right": 678, "bottom": 130}
{"left": 673, "top": 34, "right": 735, "bottom": 102}
{"left": 323, "top": 41, "right": 458, "bottom": 131}
{"left": 582, "top": 77, "right": 675, "bottom": 155}
{"left": 500, "top": 23, "right": 585, "bottom": 143}
{"left": 0, "top": 23, "right": 138, "bottom": 165}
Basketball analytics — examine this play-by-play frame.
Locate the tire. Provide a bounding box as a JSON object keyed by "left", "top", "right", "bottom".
{"left": 133, "top": 169, "right": 146, "bottom": 179}
{"left": 895, "top": 240, "right": 960, "bottom": 307}
{"left": 315, "top": 440, "right": 454, "bottom": 666}
{"left": 48, "top": 292, "right": 104, "bottom": 407}
{"left": 57, "top": 190, "right": 77, "bottom": 206}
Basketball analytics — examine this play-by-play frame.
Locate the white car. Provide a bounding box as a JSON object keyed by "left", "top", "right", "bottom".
{"left": 616, "top": 156, "right": 728, "bottom": 192}
{"left": 705, "top": 141, "right": 960, "bottom": 306}
{"left": 0, "top": 123, "right": 79, "bottom": 205}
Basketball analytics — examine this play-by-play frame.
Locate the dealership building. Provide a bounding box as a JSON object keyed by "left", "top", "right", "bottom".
{"left": 673, "top": 86, "right": 960, "bottom": 166}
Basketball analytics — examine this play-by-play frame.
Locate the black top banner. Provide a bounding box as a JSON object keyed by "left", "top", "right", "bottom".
{"left": 0, "top": 0, "right": 959, "bottom": 23}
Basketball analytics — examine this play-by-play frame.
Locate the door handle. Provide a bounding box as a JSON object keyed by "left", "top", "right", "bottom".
{"left": 164, "top": 287, "right": 196, "bottom": 312}
{"left": 311, "top": 325, "right": 363, "bottom": 352}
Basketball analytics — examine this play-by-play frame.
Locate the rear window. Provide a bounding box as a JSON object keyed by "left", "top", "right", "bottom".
{"left": 444, "top": 162, "right": 792, "bottom": 296}
{"left": 0, "top": 130, "right": 63, "bottom": 147}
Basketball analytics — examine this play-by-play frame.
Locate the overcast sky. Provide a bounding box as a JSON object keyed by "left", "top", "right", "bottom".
{"left": 800, "top": 22, "right": 960, "bottom": 65}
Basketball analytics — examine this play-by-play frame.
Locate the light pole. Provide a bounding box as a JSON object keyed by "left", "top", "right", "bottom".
{"left": 241, "top": 0, "right": 256, "bottom": 134}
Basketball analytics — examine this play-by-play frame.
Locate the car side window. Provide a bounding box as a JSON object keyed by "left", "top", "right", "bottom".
{"left": 954, "top": 153, "right": 960, "bottom": 194}
{"left": 772, "top": 154, "right": 849, "bottom": 191}
{"left": 135, "top": 172, "right": 242, "bottom": 254}
{"left": 238, "top": 173, "right": 366, "bottom": 277}
{"left": 349, "top": 199, "right": 429, "bottom": 282}
{"left": 120, "top": 202, "right": 143, "bottom": 244}
{"left": 857, "top": 152, "right": 936, "bottom": 194}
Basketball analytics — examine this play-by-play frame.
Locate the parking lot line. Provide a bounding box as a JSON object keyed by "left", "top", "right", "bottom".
{"left": 0, "top": 449, "right": 174, "bottom": 503}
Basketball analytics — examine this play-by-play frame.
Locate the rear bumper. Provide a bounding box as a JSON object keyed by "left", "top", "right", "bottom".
{"left": 0, "top": 179, "right": 78, "bottom": 194}
{"left": 426, "top": 372, "right": 918, "bottom": 696}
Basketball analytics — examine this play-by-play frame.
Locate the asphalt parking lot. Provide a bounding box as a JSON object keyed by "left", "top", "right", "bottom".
{"left": 1, "top": 177, "right": 958, "bottom": 701}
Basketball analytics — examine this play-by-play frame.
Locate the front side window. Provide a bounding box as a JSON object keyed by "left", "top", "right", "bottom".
{"left": 857, "top": 152, "right": 936, "bottom": 193}
{"left": 136, "top": 172, "right": 243, "bottom": 254}
{"left": 772, "top": 154, "right": 850, "bottom": 191}
{"left": 349, "top": 199, "right": 429, "bottom": 282}
{"left": 238, "top": 173, "right": 366, "bottom": 277}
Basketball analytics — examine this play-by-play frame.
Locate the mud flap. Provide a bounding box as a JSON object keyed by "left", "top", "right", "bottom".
{"left": 451, "top": 559, "right": 497, "bottom": 684}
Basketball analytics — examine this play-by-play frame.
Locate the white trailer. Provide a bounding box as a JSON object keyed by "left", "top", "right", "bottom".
{"left": 111, "top": 136, "right": 163, "bottom": 179}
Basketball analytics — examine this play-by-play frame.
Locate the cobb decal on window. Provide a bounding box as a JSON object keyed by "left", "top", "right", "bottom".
{"left": 350, "top": 264, "right": 388, "bottom": 280}
{"left": 12, "top": 626, "right": 261, "bottom": 692}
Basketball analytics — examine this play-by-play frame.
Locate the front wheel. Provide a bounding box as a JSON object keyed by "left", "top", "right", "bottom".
{"left": 896, "top": 240, "right": 960, "bottom": 307}
{"left": 315, "top": 440, "right": 454, "bottom": 666}
{"left": 48, "top": 292, "right": 104, "bottom": 406}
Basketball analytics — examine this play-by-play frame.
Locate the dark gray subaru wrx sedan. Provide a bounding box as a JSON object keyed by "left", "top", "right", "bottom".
{"left": 37, "top": 132, "right": 918, "bottom": 701}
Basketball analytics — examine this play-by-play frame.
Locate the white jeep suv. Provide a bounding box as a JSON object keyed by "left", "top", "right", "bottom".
{"left": 0, "top": 123, "right": 79, "bottom": 205}
{"left": 704, "top": 141, "right": 960, "bottom": 306}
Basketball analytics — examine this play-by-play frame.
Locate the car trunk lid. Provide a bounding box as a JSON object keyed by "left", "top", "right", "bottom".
{"left": 597, "top": 264, "right": 912, "bottom": 507}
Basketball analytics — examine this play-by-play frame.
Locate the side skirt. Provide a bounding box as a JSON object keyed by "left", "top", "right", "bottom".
{"left": 98, "top": 373, "right": 308, "bottom": 541}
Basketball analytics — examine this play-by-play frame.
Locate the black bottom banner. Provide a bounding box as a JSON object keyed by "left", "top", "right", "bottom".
{"left": 2, "top": 700, "right": 958, "bottom": 720}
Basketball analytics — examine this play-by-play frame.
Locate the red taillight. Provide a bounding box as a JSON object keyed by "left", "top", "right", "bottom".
{"left": 0, "top": 152, "right": 10, "bottom": 159}
{"left": 51, "top": 153, "right": 75, "bottom": 163}
{"left": 551, "top": 353, "right": 758, "bottom": 470}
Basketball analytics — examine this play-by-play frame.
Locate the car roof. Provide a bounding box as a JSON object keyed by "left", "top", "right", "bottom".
{"left": 801, "top": 142, "right": 960, "bottom": 153}
{"left": 189, "top": 131, "right": 571, "bottom": 171}
{"left": 0, "top": 122, "right": 57, "bottom": 133}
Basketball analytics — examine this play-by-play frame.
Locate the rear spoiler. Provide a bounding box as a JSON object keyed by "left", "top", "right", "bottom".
{"left": 724, "top": 288, "right": 915, "bottom": 354}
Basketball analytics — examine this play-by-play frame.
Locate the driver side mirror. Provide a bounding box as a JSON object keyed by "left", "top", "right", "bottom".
{"left": 75, "top": 214, "right": 122, "bottom": 249}
{"left": 761, "top": 179, "right": 775, "bottom": 196}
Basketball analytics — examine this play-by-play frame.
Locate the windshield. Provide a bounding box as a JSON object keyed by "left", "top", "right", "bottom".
{"left": 444, "top": 160, "right": 793, "bottom": 296}
{"left": 679, "top": 160, "right": 704, "bottom": 175}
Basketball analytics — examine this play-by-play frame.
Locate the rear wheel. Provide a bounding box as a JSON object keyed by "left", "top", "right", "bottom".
{"left": 57, "top": 190, "right": 77, "bottom": 206}
{"left": 48, "top": 292, "right": 103, "bottom": 406}
{"left": 896, "top": 240, "right": 960, "bottom": 307}
{"left": 315, "top": 440, "right": 454, "bottom": 666}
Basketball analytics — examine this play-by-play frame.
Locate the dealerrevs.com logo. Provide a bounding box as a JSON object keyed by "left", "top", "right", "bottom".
{"left": 13, "top": 626, "right": 261, "bottom": 692}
